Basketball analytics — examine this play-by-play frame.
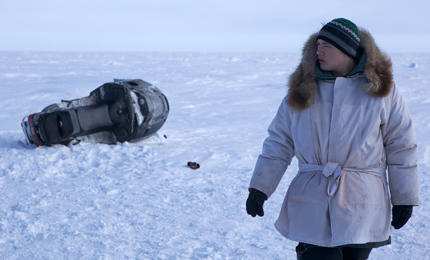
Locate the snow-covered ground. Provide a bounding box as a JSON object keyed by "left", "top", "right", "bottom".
{"left": 0, "top": 51, "right": 429, "bottom": 259}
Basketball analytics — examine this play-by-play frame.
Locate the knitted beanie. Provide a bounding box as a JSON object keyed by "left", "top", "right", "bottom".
{"left": 316, "top": 18, "right": 360, "bottom": 58}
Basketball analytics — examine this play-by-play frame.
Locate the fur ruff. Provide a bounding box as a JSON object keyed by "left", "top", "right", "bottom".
{"left": 286, "top": 28, "right": 393, "bottom": 111}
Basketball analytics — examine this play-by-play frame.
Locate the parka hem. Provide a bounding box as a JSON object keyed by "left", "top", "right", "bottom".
{"left": 275, "top": 223, "right": 392, "bottom": 248}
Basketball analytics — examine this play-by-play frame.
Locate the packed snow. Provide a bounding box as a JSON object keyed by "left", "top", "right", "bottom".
{"left": 0, "top": 51, "right": 429, "bottom": 259}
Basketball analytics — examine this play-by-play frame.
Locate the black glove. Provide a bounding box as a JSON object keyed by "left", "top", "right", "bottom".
{"left": 246, "top": 188, "right": 268, "bottom": 217}
{"left": 391, "top": 205, "right": 413, "bottom": 229}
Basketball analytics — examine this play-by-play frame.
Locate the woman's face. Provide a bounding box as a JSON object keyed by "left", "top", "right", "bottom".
{"left": 316, "top": 39, "right": 352, "bottom": 77}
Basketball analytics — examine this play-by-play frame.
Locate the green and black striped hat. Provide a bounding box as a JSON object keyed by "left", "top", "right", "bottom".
{"left": 316, "top": 18, "right": 360, "bottom": 58}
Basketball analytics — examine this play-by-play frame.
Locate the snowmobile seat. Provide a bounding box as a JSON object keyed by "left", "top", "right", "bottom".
{"left": 38, "top": 101, "right": 127, "bottom": 145}
{"left": 75, "top": 104, "right": 113, "bottom": 133}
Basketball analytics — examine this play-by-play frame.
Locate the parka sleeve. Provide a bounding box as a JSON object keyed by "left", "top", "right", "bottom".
{"left": 249, "top": 96, "right": 295, "bottom": 198}
{"left": 382, "top": 83, "right": 419, "bottom": 206}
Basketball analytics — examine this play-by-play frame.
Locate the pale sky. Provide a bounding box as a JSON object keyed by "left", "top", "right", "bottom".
{"left": 0, "top": 0, "right": 429, "bottom": 53}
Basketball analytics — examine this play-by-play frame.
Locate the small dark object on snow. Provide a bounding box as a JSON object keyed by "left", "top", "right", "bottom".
{"left": 187, "top": 162, "right": 200, "bottom": 169}
{"left": 21, "top": 79, "right": 169, "bottom": 146}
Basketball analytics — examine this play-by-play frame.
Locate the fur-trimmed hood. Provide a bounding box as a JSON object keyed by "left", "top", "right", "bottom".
{"left": 287, "top": 28, "right": 393, "bottom": 111}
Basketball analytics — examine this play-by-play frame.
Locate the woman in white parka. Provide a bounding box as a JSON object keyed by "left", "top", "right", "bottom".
{"left": 246, "top": 18, "right": 419, "bottom": 260}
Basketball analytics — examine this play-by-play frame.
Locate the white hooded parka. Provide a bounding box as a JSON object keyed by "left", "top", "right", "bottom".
{"left": 249, "top": 29, "right": 419, "bottom": 247}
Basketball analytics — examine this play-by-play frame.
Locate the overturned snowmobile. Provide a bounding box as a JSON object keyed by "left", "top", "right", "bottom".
{"left": 21, "top": 79, "right": 169, "bottom": 146}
